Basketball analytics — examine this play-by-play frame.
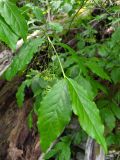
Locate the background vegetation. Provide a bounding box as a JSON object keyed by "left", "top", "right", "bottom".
{"left": 0, "top": 0, "right": 120, "bottom": 159}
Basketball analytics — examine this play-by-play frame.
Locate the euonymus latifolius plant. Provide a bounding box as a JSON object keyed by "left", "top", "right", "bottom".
{"left": 0, "top": 0, "right": 120, "bottom": 158}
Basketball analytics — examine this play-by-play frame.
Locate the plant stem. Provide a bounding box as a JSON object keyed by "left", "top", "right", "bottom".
{"left": 47, "top": 36, "right": 66, "bottom": 78}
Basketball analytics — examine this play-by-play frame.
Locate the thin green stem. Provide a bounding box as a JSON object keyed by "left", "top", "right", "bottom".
{"left": 47, "top": 36, "right": 66, "bottom": 78}
{"left": 67, "top": 0, "right": 87, "bottom": 35}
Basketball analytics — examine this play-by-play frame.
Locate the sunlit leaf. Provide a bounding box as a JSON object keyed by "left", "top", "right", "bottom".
{"left": 0, "top": 0, "right": 28, "bottom": 40}
{"left": 16, "top": 79, "right": 31, "bottom": 107}
{"left": 37, "top": 80, "right": 72, "bottom": 152}
{"left": 0, "top": 16, "right": 18, "bottom": 50}
{"left": 4, "top": 37, "right": 44, "bottom": 80}
{"left": 67, "top": 78, "right": 107, "bottom": 153}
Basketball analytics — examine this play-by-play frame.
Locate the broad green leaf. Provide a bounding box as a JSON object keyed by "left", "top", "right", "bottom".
{"left": 51, "top": 1, "right": 61, "bottom": 10}
{"left": 66, "top": 65, "right": 80, "bottom": 78}
{"left": 34, "top": 95, "right": 42, "bottom": 114}
{"left": 97, "top": 99, "right": 109, "bottom": 109}
{"left": 31, "top": 77, "right": 47, "bottom": 97}
{"left": 63, "top": 3, "right": 72, "bottom": 13}
{"left": 63, "top": 57, "right": 75, "bottom": 68}
{"left": 49, "top": 22, "right": 63, "bottom": 33}
{"left": 20, "top": 5, "right": 31, "bottom": 15}
{"left": 114, "top": 91, "right": 120, "bottom": 105}
{"left": 75, "top": 75, "right": 95, "bottom": 99}
{"left": 114, "top": 132, "right": 120, "bottom": 145}
{"left": 45, "top": 149, "right": 57, "bottom": 160}
{"left": 55, "top": 137, "right": 71, "bottom": 160}
{"left": 66, "top": 78, "right": 107, "bottom": 153}
{"left": 16, "top": 79, "right": 31, "bottom": 107}
{"left": 4, "top": 37, "right": 44, "bottom": 80}
{"left": 0, "top": 0, "right": 28, "bottom": 40}
{"left": 78, "top": 60, "right": 88, "bottom": 76}
{"left": 33, "top": 7, "right": 44, "bottom": 21}
{"left": 106, "top": 134, "right": 116, "bottom": 147}
{"left": 111, "top": 68, "right": 120, "bottom": 84}
{"left": 45, "top": 136, "right": 71, "bottom": 160}
{"left": 112, "top": 27, "right": 120, "bottom": 43}
{"left": 110, "top": 102, "right": 120, "bottom": 119}
{"left": 37, "top": 80, "right": 72, "bottom": 152}
{"left": 57, "top": 144, "right": 71, "bottom": 160}
{"left": 86, "top": 60, "right": 111, "bottom": 81}
{"left": 10, "top": 0, "right": 18, "bottom": 3}
{"left": 73, "top": 130, "right": 87, "bottom": 145}
{"left": 100, "top": 107, "right": 116, "bottom": 133}
{"left": 106, "top": 132, "right": 120, "bottom": 147}
{"left": 98, "top": 44, "right": 108, "bottom": 57}
{"left": 0, "top": 16, "right": 18, "bottom": 50}
{"left": 90, "top": 78, "right": 108, "bottom": 95}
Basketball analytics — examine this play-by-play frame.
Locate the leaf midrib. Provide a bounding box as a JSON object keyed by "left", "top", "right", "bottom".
{"left": 69, "top": 79, "right": 105, "bottom": 149}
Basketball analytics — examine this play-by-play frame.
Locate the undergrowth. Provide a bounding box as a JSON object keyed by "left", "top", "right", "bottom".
{"left": 0, "top": 0, "right": 120, "bottom": 159}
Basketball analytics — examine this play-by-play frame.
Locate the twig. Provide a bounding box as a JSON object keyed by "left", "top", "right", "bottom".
{"left": 67, "top": 0, "right": 88, "bottom": 35}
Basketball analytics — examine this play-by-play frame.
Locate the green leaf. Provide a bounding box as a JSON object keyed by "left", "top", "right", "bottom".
{"left": 114, "top": 132, "right": 120, "bottom": 145}
{"left": 4, "top": 37, "right": 44, "bottom": 80}
{"left": 114, "top": 91, "right": 120, "bottom": 105}
{"left": 51, "top": 1, "right": 61, "bottom": 10}
{"left": 97, "top": 99, "right": 109, "bottom": 109}
{"left": 45, "top": 149, "right": 57, "bottom": 159}
{"left": 63, "top": 57, "right": 75, "bottom": 68}
{"left": 10, "top": 0, "right": 18, "bottom": 3}
{"left": 66, "top": 78, "right": 107, "bottom": 153}
{"left": 33, "top": 7, "right": 44, "bottom": 21}
{"left": 55, "top": 137, "right": 71, "bottom": 160}
{"left": 112, "top": 27, "right": 120, "bottom": 43}
{"left": 63, "top": 3, "right": 72, "bottom": 13}
{"left": 66, "top": 65, "right": 80, "bottom": 78}
{"left": 98, "top": 44, "right": 108, "bottom": 57}
{"left": 86, "top": 60, "right": 111, "bottom": 81}
{"left": 49, "top": 22, "right": 63, "bottom": 33}
{"left": 78, "top": 58, "right": 88, "bottom": 76}
{"left": 100, "top": 107, "right": 116, "bottom": 133}
{"left": 56, "top": 43, "right": 88, "bottom": 75}
{"left": 75, "top": 75, "right": 95, "bottom": 99}
{"left": 16, "top": 79, "right": 31, "bottom": 107}
{"left": 106, "top": 134, "right": 116, "bottom": 147}
{"left": 45, "top": 136, "right": 71, "bottom": 160}
{"left": 73, "top": 130, "right": 86, "bottom": 145}
{"left": 31, "top": 77, "right": 47, "bottom": 97}
{"left": 0, "top": 16, "right": 18, "bottom": 50}
{"left": 111, "top": 68, "right": 120, "bottom": 84}
{"left": 0, "top": 0, "right": 28, "bottom": 40}
{"left": 56, "top": 43, "right": 76, "bottom": 55}
{"left": 90, "top": 78, "right": 108, "bottom": 95}
{"left": 110, "top": 102, "right": 120, "bottom": 119}
{"left": 34, "top": 95, "right": 42, "bottom": 114}
{"left": 37, "top": 80, "right": 72, "bottom": 152}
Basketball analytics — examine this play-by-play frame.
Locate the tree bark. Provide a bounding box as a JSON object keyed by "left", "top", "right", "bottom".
{"left": 0, "top": 78, "right": 41, "bottom": 160}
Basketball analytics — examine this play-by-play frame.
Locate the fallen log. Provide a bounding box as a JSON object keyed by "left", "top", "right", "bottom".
{"left": 0, "top": 78, "right": 41, "bottom": 160}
